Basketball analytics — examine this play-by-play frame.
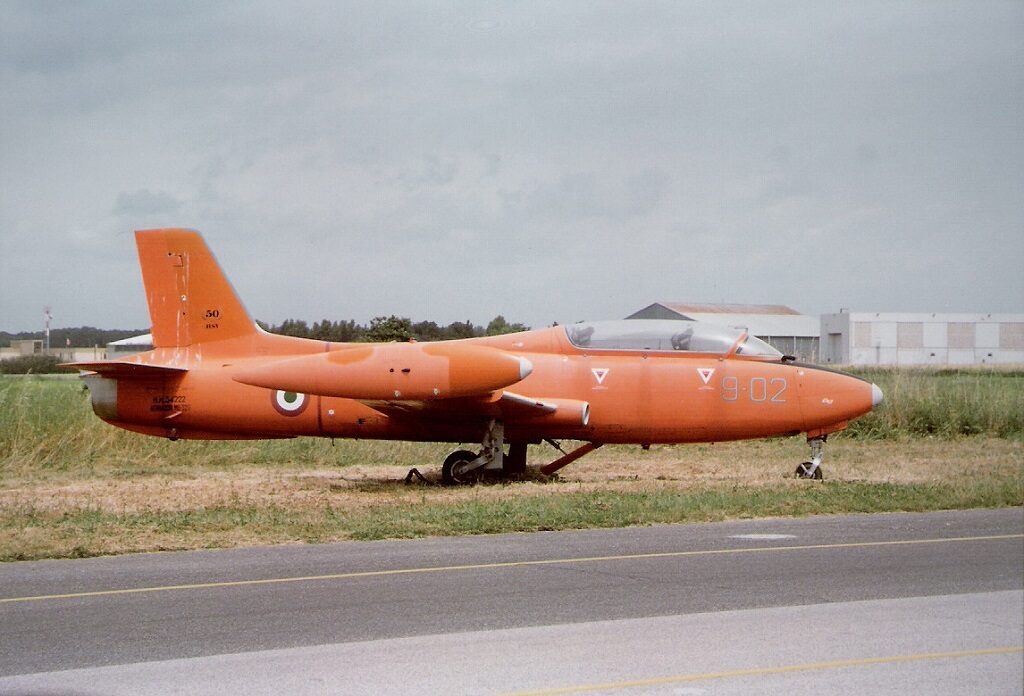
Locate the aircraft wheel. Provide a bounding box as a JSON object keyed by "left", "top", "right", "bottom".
{"left": 442, "top": 450, "right": 480, "bottom": 485}
{"left": 794, "top": 462, "right": 823, "bottom": 480}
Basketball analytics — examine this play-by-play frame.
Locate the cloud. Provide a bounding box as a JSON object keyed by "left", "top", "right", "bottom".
{"left": 504, "top": 169, "right": 669, "bottom": 224}
{"left": 1, "top": 1, "right": 1021, "bottom": 332}
{"left": 113, "top": 189, "right": 183, "bottom": 217}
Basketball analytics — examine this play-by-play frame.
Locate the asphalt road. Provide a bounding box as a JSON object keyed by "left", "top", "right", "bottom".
{"left": 1, "top": 508, "right": 1021, "bottom": 694}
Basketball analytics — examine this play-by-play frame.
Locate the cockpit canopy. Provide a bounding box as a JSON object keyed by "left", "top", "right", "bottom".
{"left": 564, "top": 320, "right": 782, "bottom": 358}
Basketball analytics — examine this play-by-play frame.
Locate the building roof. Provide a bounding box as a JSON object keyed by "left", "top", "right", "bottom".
{"left": 626, "top": 303, "right": 818, "bottom": 337}
{"left": 681, "top": 313, "right": 820, "bottom": 337}
{"left": 822, "top": 311, "right": 1024, "bottom": 323}
{"left": 656, "top": 302, "right": 801, "bottom": 316}
{"left": 107, "top": 333, "right": 153, "bottom": 346}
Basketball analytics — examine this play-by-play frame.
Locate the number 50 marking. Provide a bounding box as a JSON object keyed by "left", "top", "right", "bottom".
{"left": 722, "top": 376, "right": 787, "bottom": 403}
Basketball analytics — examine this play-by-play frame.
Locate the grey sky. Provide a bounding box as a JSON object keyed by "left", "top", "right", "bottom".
{"left": 2, "top": 1, "right": 1022, "bottom": 333}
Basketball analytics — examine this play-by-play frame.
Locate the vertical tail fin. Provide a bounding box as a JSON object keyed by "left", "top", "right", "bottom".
{"left": 135, "top": 229, "right": 257, "bottom": 348}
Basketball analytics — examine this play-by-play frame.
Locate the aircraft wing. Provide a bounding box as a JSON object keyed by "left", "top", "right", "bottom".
{"left": 63, "top": 361, "right": 188, "bottom": 377}
{"left": 232, "top": 342, "right": 589, "bottom": 427}
{"left": 362, "top": 390, "right": 590, "bottom": 428}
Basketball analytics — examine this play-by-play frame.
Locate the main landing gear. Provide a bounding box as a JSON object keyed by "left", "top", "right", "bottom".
{"left": 794, "top": 436, "right": 826, "bottom": 480}
{"left": 441, "top": 419, "right": 513, "bottom": 485}
{"left": 441, "top": 450, "right": 482, "bottom": 485}
{"left": 440, "top": 419, "right": 600, "bottom": 485}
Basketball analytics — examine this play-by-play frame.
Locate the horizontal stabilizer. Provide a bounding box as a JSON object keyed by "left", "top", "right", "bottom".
{"left": 63, "top": 361, "right": 188, "bottom": 377}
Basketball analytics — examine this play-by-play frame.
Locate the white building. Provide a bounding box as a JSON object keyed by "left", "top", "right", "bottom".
{"left": 626, "top": 303, "right": 820, "bottom": 361}
{"left": 105, "top": 333, "right": 154, "bottom": 358}
{"left": 820, "top": 312, "right": 1024, "bottom": 366}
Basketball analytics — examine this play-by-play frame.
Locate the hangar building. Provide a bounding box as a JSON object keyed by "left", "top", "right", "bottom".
{"left": 106, "top": 333, "right": 154, "bottom": 357}
{"left": 625, "top": 303, "right": 820, "bottom": 361}
{"left": 820, "top": 312, "right": 1024, "bottom": 366}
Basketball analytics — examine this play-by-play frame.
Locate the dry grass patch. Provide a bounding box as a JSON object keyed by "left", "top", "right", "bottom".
{"left": 3, "top": 438, "right": 1020, "bottom": 517}
{"left": 533, "top": 438, "right": 1022, "bottom": 487}
{"left": 2, "top": 437, "right": 1020, "bottom": 561}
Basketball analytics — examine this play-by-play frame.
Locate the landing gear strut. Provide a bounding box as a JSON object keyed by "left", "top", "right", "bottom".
{"left": 440, "top": 419, "right": 600, "bottom": 485}
{"left": 441, "top": 419, "right": 507, "bottom": 485}
{"left": 795, "top": 436, "right": 826, "bottom": 480}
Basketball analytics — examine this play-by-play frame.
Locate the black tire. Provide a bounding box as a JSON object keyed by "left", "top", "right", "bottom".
{"left": 442, "top": 450, "right": 479, "bottom": 485}
{"left": 794, "top": 462, "right": 824, "bottom": 480}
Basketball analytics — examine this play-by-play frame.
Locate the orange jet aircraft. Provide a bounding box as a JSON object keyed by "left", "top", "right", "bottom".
{"left": 70, "top": 229, "right": 883, "bottom": 482}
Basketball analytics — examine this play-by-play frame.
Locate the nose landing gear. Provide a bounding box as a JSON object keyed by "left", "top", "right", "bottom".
{"left": 795, "top": 436, "right": 826, "bottom": 480}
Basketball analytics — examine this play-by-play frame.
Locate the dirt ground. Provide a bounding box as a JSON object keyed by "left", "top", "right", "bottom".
{"left": 3, "top": 438, "right": 1019, "bottom": 517}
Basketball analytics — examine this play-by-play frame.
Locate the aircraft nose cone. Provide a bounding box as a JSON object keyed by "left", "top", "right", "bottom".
{"left": 871, "top": 383, "right": 884, "bottom": 408}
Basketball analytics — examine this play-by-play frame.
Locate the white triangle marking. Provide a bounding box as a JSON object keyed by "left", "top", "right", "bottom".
{"left": 592, "top": 368, "right": 609, "bottom": 385}
{"left": 697, "top": 368, "right": 715, "bottom": 385}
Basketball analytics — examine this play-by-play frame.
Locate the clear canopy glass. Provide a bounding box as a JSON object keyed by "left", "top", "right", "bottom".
{"left": 564, "top": 320, "right": 782, "bottom": 358}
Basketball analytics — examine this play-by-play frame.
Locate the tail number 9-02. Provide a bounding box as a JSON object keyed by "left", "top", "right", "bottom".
{"left": 722, "top": 376, "right": 786, "bottom": 403}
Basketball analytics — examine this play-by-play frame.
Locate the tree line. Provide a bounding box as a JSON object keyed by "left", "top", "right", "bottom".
{"left": 0, "top": 327, "right": 148, "bottom": 348}
{"left": 2, "top": 315, "right": 530, "bottom": 348}
{"left": 260, "top": 315, "right": 529, "bottom": 343}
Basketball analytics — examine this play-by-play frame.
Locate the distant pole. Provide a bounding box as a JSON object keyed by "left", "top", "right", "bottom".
{"left": 43, "top": 306, "right": 52, "bottom": 352}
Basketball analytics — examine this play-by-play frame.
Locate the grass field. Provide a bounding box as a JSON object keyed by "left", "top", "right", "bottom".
{"left": 1, "top": 369, "right": 1021, "bottom": 561}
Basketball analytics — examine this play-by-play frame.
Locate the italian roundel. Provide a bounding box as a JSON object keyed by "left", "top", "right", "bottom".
{"left": 272, "top": 390, "right": 309, "bottom": 416}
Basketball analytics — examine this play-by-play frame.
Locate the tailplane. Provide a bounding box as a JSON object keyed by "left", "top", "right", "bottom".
{"left": 135, "top": 229, "right": 257, "bottom": 347}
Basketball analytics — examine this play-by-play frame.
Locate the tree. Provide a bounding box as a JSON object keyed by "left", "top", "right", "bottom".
{"left": 366, "top": 315, "right": 414, "bottom": 342}
{"left": 444, "top": 320, "right": 479, "bottom": 340}
{"left": 485, "top": 315, "right": 528, "bottom": 336}
{"left": 411, "top": 320, "right": 444, "bottom": 341}
{"left": 274, "top": 319, "right": 311, "bottom": 337}
{"left": 312, "top": 319, "right": 353, "bottom": 341}
{"left": 332, "top": 319, "right": 363, "bottom": 342}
